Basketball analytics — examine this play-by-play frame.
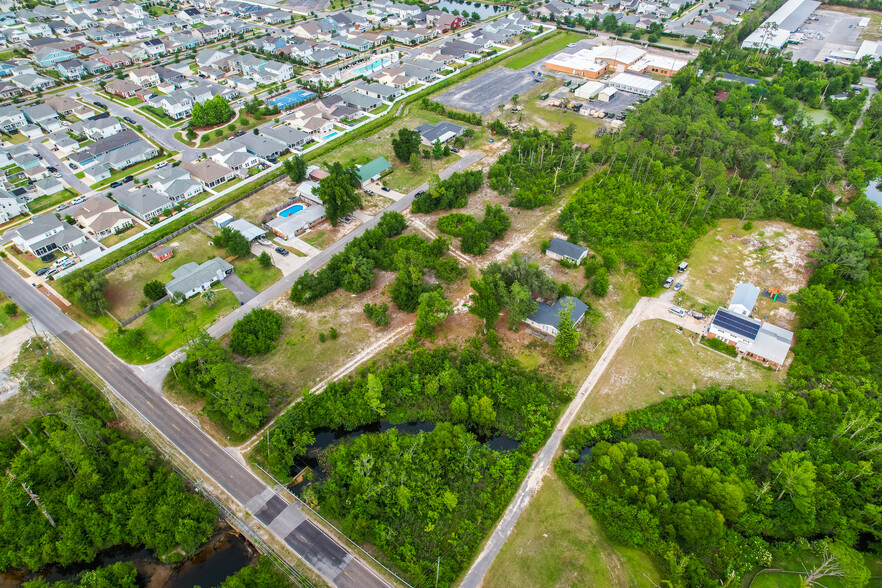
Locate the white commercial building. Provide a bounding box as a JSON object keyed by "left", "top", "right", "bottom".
{"left": 741, "top": 0, "right": 820, "bottom": 50}
{"left": 606, "top": 72, "right": 662, "bottom": 96}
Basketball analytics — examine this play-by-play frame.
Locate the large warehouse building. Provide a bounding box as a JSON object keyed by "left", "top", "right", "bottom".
{"left": 606, "top": 72, "right": 662, "bottom": 96}
{"left": 741, "top": 0, "right": 821, "bottom": 50}
{"left": 545, "top": 45, "right": 687, "bottom": 79}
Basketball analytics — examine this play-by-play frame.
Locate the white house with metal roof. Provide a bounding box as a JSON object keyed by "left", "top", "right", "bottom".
{"left": 728, "top": 282, "right": 761, "bottom": 316}
{"left": 523, "top": 296, "right": 589, "bottom": 338}
{"left": 165, "top": 257, "right": 233, "bottom": 299}
{"left": 545, "top": 238, "right": 589, "bottom": 265}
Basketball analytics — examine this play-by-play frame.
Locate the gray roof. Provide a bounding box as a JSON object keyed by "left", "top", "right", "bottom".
{"left": 415, "top": 121, "right": 464, "bottom": 143}
{"left": 99, "top": 140, "right": 155, "bottom": 167}
{"left": 527, "top": 296, "right": 588, "bottom": 329}
{"left": 227, "top": 218, "right": 265, "bottom": 241}
{"left": 719, "top": 72, "right": 759, "bottom": 86}
{"left": 729, "top": 282, "right": 760, "bottom": 314}
{"left": 87, "top": 128, "right": 140, "bottom": 157}
{"left": 15, "top": 213, "right": 63, "bottom": 241}
{"left": 267, "top": 204, "right": 326, "bottom": 236}
{"left": 115, "top": 188, "right": 171, "bottom": 217}
{"left": 546, "top": 238, "right": 588, "bottom": 260}
{"left": 751, "top": 322, "right": 793, "bottom": 365}
{"left": 340, "top": 90, "right": 380, "bottom": 110}
{"left": 261, "top": 125, "right": 310, "bottom": 148}
{"left": 232, "top": 133, "right": 287, "bottom": 158}
{"left": 165, "top": 257, "right": 232, "bottom": 295}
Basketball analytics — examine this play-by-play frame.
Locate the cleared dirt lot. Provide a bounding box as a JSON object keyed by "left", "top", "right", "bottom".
{"left": 677, "top": 219, "right": 818, "bottom": 330}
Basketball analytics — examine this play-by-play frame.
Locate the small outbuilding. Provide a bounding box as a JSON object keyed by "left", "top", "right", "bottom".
{"left": 728, "top": 282, "right": 760, "bottom": 316}
{"left": 150, "top": 244, "right": 173, "bottom": 262}
{"left": 545, "top": 238, "right": 588, "bottom": 265}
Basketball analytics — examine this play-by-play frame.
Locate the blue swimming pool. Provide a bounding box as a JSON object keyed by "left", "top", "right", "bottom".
{"left": 323, "top": 131, "right": 341, "bottom": 141}
{"left": 268, "top": 90, "right": 317, "bottom": 110}
{"left": 278, "top": 203, "right": 305, "bottom": 217}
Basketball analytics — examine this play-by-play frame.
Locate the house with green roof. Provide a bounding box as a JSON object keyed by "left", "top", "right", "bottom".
{"left": 355, "top": 156, "right": 391, "bottom": 187}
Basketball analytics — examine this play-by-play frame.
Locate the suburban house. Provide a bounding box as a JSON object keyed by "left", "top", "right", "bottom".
{"left": 56, "top": 58, "right": 85, "bottom": 80}
{"left": 180, "top": 159, "right": 235, "bottom": 189}
{"left": 83, "top": 116, "right": 123, "bottom": 140}
{"left": 415, "top": 121, "right": 464, "bottom": 145}
{"left": 129, "top": 67, "right": 160, "bottom": 87}
{"left": 728, "top": 282, "right": 761, "bottom": 316}
{"left": 0, "top": 105, "right": 26, "bottom": 131}
{"left": 209, "top": 142, "right": 259, "bottom": 171}
{"left": 213, "top": 214, "right": 265, "bottom": 241}
{"left": 267, "top": 204, "right": 327, "bottom": 240}
{"left": 31, "top": 46, "right": 75, "bottom": 67}
{"left": 66, "top": 196, "right": 135, "bottom": 239}
{"left": 34, "top": 176, "right": 63, "bottom": 196}
{"left": 233, "top": 133, "right": 287, "bottom": 162}
{"left": 151, "top": 166, "right": 204, "bottom": 202}
{"left": 355, "top": 156, "right": 391, "bottom": 187}
{"left": 165, "top": 257, "right": 233, "bottom": 299}
{"left": 150, "top": 244, "right": 173, "bottom": 262}
{"left": 106, "top": 79, "right": 142, "bottom": 98}
{"left": 261, "top": 125, "right": 311, "bottom": 151}
{"left": 0, "top": 191, "right": 27, "bottom": 222}
{"left": 12, "top": 214, "right": 88, "bottom": 257}
{"left": 545, "top": 238, "right": 589, "bottom": 265}
{"left": 523, "top": 296, "right": 589, "bottom": 338}
{"left": 707, "top": 308, "right": 793, "bottom": 369}
{"left": 115, "top": 187, "right": 174, "bottom": 221}
{"left": 11, "top": 73, "right": 54, "bottom": 92}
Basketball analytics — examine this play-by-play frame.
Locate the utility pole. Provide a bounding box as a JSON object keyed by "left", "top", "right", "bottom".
{"left": 435, "top": 556, "right": 440, "bottom": 587}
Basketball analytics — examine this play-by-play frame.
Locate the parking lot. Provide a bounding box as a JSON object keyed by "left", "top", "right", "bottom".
{"left": 789, "top": 9, "right": 865, "bottom": 62}
{"left": 436, "top": 67, "right": 541, "bottom": 115}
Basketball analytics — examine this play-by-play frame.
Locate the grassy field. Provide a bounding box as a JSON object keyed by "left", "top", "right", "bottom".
{"left": 198, "top": 111, "right": 274, "bottom": 148}
{"left": 0, "top": 291, "right": 28, "bottom": 336}
{"left": 483, "top": 472, "right": 660, "bottom": 588}
{"left": 106, "top": 288, "right": 239, "bottom": 364}
{"left": 503, "top": 31, "right": 590, "bottom": 70}
{"left": 103, "top": 229, "right": 279, "bottom": 320}
{"left": 27, "top": 188, "right": 80, "bottom": 214}
{"left": 312, "top": 109, "right": 472, "bottom": 193}
{"left": 743, "top": 554, "right": 882, "bottom": 588}
{"left": 681, "top": 219, "right": 818, "bottom": 331}
{"left": 575, "top": 319, "right": 783, "bottom": 427}
{"left": 224, "top": 178, "right": 297, "bottom": 225}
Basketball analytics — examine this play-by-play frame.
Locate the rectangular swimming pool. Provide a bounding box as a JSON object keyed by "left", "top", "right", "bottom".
{"left": 278, "top": 203, "right": 305, "bottom": 217}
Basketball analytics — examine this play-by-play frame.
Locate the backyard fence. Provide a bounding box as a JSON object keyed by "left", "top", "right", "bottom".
{"left": 97, "top": 173, "right": 288, "bottom": 276}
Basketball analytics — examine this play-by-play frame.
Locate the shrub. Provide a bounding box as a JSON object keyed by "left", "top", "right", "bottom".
{"left": 329, "top": 327, "right": 338, "bottom": 339}
{"left": 4, "top": 302, "right": 19, "bottom": 317}
{"left": 319, "top": 332, "right": 326, "bottom": 343}
{"left": 230, "top": 309, "right": 284, "bottom": 357}
{"left": 363, "top": 302, "right": 389, "bottom": 327}
{"left": 143, "top": 280, "right": 167, "bottom": 301}
{"left": 700, "top": 336, "right": 738, "bottom": 357}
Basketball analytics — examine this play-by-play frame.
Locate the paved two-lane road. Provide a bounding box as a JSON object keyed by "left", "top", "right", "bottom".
{"left": 0, "top": 261, "right": 389, "bottom": 588}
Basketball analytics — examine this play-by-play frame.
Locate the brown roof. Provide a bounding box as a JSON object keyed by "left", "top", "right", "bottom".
{"left": 90, "top": 211, "right": 133, "bottom": 234}
{"left": 180, "top": 159, "right": 234, "bottom": 184}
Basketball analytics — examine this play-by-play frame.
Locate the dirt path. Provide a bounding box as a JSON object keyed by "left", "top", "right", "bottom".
{"left": 237, "top": 323, "right": 414, "bottom": 455}
{"left": 460, "top": 296, "right": 694, "bottom": 588}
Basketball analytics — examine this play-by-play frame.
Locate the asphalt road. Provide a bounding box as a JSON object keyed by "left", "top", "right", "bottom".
{"left": 138, "top": 150, "right": 487, "bottom": 390}
{"left": 32, "top": 142, "right": 91, "bottom": 195}
{"left": 0, "top": 261, "right": 389, "bottom": 588}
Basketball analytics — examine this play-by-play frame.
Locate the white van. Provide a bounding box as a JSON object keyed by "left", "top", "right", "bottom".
{"left": 669, "top": 306, "right": 686, "bottom": 318}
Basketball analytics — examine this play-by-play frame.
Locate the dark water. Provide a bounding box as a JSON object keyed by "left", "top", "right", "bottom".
{"left": 575, "top": 445, "right": 594, "bottom": 464}
{"left": 0, "top": 532, "right": 253, "bottom": 588}
{"left": 290, "top": 421, "right": 521, "bottom": 494}
{"left": 433, "top": 0, "right": 511, "bottom": 19}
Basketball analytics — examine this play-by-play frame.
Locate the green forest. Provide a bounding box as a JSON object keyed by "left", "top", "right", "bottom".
{"left": 0, "top": 346, "right": 217, "bottom": 574}
{"left": 254, "top": 344, "right": 570, "bottom": 587}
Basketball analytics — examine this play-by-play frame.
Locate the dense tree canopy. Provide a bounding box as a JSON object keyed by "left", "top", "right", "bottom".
{"left": 190, "top": 95, "right": 235, "bottom": 128}
{"left": 230, "top": 309, "right": 284, "bottom": 357}
{"left": 0, "top": 356, "right": 216, "bottom": 573}
{"left": 411, "top": 170, "right": 483, "bottom": 214}
{"left": 315, "top": 162, "right": 362, "bottom": 225}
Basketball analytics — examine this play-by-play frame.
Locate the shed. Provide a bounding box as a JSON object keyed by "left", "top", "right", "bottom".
{"left": 150, "top": 244, "right": 173, "bottom": 262}
{"left": 213, "top": 212, "right": 234, "bottom": 228}
{"left": 227, "top": 218, "right": 265, "bottom": 242}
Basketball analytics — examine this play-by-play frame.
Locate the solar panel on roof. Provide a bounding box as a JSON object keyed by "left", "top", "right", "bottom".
{"left": 712, "top": 309, "right": 760, "bottom": 340}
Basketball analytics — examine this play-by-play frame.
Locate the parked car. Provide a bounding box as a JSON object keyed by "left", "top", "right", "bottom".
{"left": 364, "top": 189, "right": 373, "bottom": 196}
{"left": 381, "top": 186, "right": 390, "bottom": 192}
{"left": 673, "top": 282, "right": 683, "bottom": 292}
{"left": 35, "top": 267, "right": 50, "bottom": 277}
{"left": 415, "top": 190, "right": 425, "bottom": 196}
{"left": 155, "top": 161, "right": 168, "bottom": 169}
{"left": 92, "top": 101, "right": 106, "bottom": 109}
{"left": 68, "top": 162, "right": 77, "bottom": 170}
{"left": 663, "top": 276, "right": 674, "bottom": 288}
{"left": 669, "top": 306, "right": 686, "bottom": 317}
{"left": 71, "top": 196, "right": 85, "bottom": 205}
{"left": 53, "top": 172, "right": 62, "bottom": 178}
{"left": 275, "top": 247, "right": 289, "bottom": 256}
{"left": 101, "top": 74, "right": 113, "bottom": 80}
{"left": 46, "top": 166, "right": 56, "bottom": 173}
{"left": 234, "top": 130, "right": 246, "bottom": 137}
{"left": 122, "top": 175, "right": 134, "bottom": 183}
{"left": 450, "top": 147, "right": 459, "bottom": 153}
{"left": 691, "top": 310, "right": 705, "bottom": 320}
{"left": 109, "top": 180, "right": 123, "bottom": 188}
{"left": 55, "top": 203, "right": 68, "bottom": 212}
{"left": 123, "top": 116, "right": 136, "bottom": 124}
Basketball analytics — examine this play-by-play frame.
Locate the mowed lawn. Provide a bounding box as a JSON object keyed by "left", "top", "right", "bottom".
{"left": 502, "top": 30, "right": 591, "bottom": 70}
{"left": 312, "top": 109, "right": 473, "bottom": 193}
{"left": 0, "top": 291, "right": 28, "bottom": 336}
{"left": 575, "top": 319, "right": 783, "bottom": 427}
{"left": 103, "top": 229, "right": 279, "bottom": 320}
{"left": 483, "top": 472, "right": 660, "bottom": 588}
